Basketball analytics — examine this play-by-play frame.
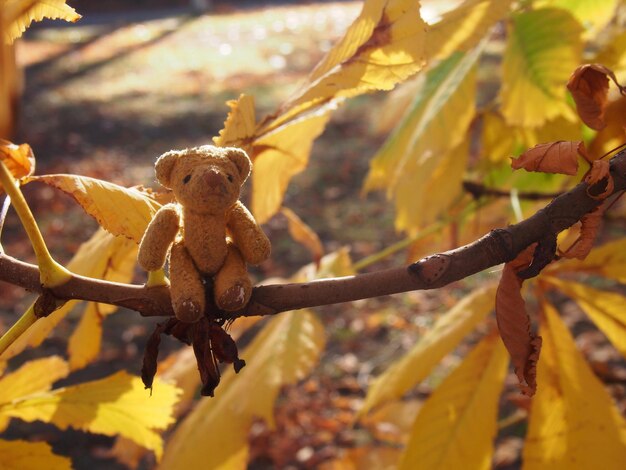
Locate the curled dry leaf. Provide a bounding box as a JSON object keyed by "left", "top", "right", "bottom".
{"left": 495, "top": 245, "right": 542, "bottom": 395}
{"left": 567, "top": 64, "right": 613, "bottom": 130}
{"left": 511, "top": 141, "right": 584, "bottom": 176}
{"left": 585, "top": 159, "right": 614, "bottom": 200}
{"left": 560, "top": 206, "right": 605, "bottom": 261}
{"left": 0, "top": 140, "right": 35, "bottom": 191}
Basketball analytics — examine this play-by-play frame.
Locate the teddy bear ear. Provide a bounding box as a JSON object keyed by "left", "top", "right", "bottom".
{"left": 226, "top": 147, "right": 251, "bottom": 181}
{"left": 155, "top": 150, "right": 181, "bottom": 189}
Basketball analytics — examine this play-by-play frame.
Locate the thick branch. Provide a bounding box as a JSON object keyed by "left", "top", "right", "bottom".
{"left": 2, "top": 151, "right": 626, "bottom": 319}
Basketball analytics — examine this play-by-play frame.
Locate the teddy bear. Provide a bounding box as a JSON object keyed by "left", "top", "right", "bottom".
{"left": 137, "top": 145, "right": 271, "bottom": 323}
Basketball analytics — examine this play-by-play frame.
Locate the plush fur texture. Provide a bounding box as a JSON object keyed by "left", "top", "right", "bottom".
{"left": 138, "top": 145, "right": 271, "bottom": 322}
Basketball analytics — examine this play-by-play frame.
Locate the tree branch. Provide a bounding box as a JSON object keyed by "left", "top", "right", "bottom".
{"left": 2, "top": 150, "right": 626, "bottom": 320}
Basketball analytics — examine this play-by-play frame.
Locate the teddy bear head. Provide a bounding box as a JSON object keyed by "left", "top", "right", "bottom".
{"left": 154, "top": 145, "right": 251, "bottom": 214}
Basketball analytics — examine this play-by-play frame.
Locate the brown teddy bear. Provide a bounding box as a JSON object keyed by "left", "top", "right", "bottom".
{"left": 137, "top": 145, "right": 271, "bottom": 323}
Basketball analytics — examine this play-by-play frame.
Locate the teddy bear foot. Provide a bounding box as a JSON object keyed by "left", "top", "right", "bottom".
{"left": 216, "top": 283, "right": 250, "bottom": 311}
{"left": 173, "top": 298, "right": 204, "bottom": 323}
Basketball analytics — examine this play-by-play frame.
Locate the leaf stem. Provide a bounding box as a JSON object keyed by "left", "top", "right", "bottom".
{"left": 0, "top": 305, "right": 38, "bottom": 358}
{"left": 353, "top": 199, "right": 486, "bottom": 272}
{"left": 0, "top": 160, "right": 71, "bottom": 287}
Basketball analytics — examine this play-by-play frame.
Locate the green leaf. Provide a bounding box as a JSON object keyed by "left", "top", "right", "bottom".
{"left": 499, "top": 8, "right": 583, "bottom": 128}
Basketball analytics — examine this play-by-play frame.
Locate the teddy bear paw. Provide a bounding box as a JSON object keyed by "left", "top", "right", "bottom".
{"left": 217, "top": 283, "right": 250, "bottom": 311}
{"left": 174, "top": 298, "right": 204, "bottom": 323}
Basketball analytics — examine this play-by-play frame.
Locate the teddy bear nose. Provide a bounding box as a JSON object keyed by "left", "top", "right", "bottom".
{"left": 204, "top": 169, "right": 222, "bottom": 187}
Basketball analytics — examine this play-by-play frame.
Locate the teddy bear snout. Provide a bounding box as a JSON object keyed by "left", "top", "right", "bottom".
{"left": 204, "top": 169, "right": 225, "bottom": 189}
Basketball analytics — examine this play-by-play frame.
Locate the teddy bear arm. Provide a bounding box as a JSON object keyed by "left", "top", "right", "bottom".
{"left": 138, "top": 204, "right": 180, "bottom": 271}
{"left": 227, "top": 201, "right": 271, "bottom": 265}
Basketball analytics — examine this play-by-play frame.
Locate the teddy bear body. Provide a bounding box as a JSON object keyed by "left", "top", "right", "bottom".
{"left": 138, "top": 146, "right": 270, "bottom": 323}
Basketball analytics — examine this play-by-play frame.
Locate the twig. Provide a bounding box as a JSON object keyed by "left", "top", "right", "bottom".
{"left": 1, "top": 150, "right": 625, "bottom": 320}
{"left": 462, "top": 181, "right": 563, "bottom": 201}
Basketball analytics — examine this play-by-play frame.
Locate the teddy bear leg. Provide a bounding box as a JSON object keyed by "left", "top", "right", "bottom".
{"left": 214, "top": 243, "right": 252, "bottom": 311}
{"left": 169, "top": 241, "right": 205, "bottom": 322}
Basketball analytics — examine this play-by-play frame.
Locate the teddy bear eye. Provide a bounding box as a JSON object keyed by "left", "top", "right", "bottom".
{"left": 227, "top": 174, "right": 234, "bottom": 182}
{"left": 183, "top": 174, "right": 191, "bottom": 184}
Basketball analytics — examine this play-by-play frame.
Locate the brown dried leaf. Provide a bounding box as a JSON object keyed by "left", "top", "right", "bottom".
{"left": 585, "top": 159, "right": 614, "bottom": 200}
{"left": 567, "top": 64, "right": 612, "bottom": 130}
{"left": 511, "top": 141, "right": 583, "bottom": 175}
{"left": 495, "top": 245, "right": 542, "bottom": 395}
{"left": 0, "top": 139, "right": 35, "bottom": 191}
{"left": 560, "top": 206, "right": 605, "bottom": 260}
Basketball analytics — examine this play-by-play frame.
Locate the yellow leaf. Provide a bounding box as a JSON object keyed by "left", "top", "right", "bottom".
{"left": 481, "top": 111, "right": 518, "bottom": 163}
{"left": 3, "top": 0, "right": 81, "bottom": 44}
{"left": 546, "top": 237, "right": 626, "bottom": 283}
{"left": 360, "top": 284, "right": 496, "bottom": 416}
{"left": 281, "top": 206, "right": 324, "bottom": 265}
{"left": 292, "top": 246, "right": 355, "bottom": 282}
{"left": 426, "top": 0, "right": 514, "bottom": 61}
{"left": 26, "top": 174, "right": 161, "bottom": 242}
{"left": 499, "top": 8, "right": 582, "bottom": 128}
{"left": 535, "top": 0, "right": 619, "bottom": 36}
{"left": 67, "top": 303, "right": 104, "bottom": 371}
{"left": 364, "top": 46, "right": 480, "bottom": 232}
{"left": 0, "top": 356, "right": 69, "bottom": 431}
{"left": 544, "top": 279, "right": 626, "bottom": 359}
{"left": 251, "top": 104, "right": 333, "bottom": 223}
{"left": 159, "top": 310, "right": 325, "bottom": 470}
{"left": 0, "top": 439, "right": 71, "bottom": 470}
{"left": 1, "top": 371, "right": 180, "bottom": 460}
{"left": 523, "top": 302, "right": 626, "bottom": 468}
{"left": 0, "top": 229, "right": 136, "bottom": 362}
{"left": 277, "top": 0, "right": 427, "bottom": 124}
{"left": 361, "top": 399, "right": 421, "bottom": 444}
{"left": 589, "top": 95, "right": 626, "bottom": 158}
{"left": 399, "top": 332, "right": 509, "bottom": 470}
{"left": 0, "top": 140, "right": 34, "bottom": 190}
{"left": 212, "top": 94, "right": 256, "bottom": 151}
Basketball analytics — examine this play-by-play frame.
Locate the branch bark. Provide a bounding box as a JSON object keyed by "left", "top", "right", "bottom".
{"left": 2, "top": 150, "right": 626, "bottom": 319}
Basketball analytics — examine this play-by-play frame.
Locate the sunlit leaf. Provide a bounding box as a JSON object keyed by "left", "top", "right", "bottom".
{"left": 0, "top": 139, "right": 34, "bottom": 190}
{"left": 511, "top": 141, "right": 585, "bottom": 176}
{"left": 543, "top": 279, "right": 626, "bottom": 359}
{"left": 26, "top": 174, "right": 161, "bottom": 242}
{"left": 426, "top": 0, "right": 513, "bottom": 61}
{"left": 159, "top": 310, "right": 325, "bottom": 469}
{"left": 251, "top": 104, "right": 333, "bottom": 223}
{"left": 361, "top": 284, "right": 496, "bottom": 416}
{"left": 399, "top": 332, "right": 509, "bottom": 470}
{"left": 2, "top": 0, "right": 81, "bottom": 44}
{"left": 275, "top": 0, "right": 426, "bottom": 125}
{"left": 281, "top": 206, "right": 324, "bottom": 265}
{"left": 495, "top": 246, "right": 541, "bottom": 395}
{"left": 0, "top": 229, "right": 137, "bottom": 362}
{"left": 67, "top": 303, "right": 104, "bottom": 371}
{"left": 523, "top": 302, "right": 626, "bottom": 468}
{"left": 0, "top": 356, "right": 69, "bottom": 431}
{"left": 364, "top": 46, "right": 481, "bottom": 232}
{"left": 0, "top": 439, "right": 71, "bottom": 470}
{"left": 535, "top": 0, "right": 619, "bottom": 36}
{"left": 499, "top": 8, "right": 582, "bottom": 128}
{"left": 1, "top": 371, "right": 180, "bottom": 460}
{"left": 213, "top": 94, "right": 256, "bottom": 151}
{"left": 547, "top": 237, "right": 626, "bottom": 283}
